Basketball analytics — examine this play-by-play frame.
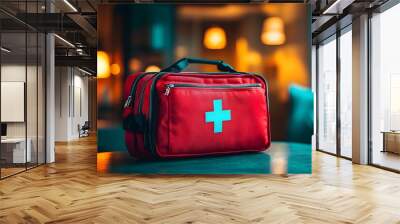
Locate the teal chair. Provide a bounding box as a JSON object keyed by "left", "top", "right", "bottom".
{"left": 287, "top": 85, "right": 314, "bottom": 144}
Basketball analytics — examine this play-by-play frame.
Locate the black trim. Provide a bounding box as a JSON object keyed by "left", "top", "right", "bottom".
{"left": 367, "top": 12, "right": 373, "bottom": 165}
{"left": 44, "top": 0, "right": 48, "bottom": 165}
{"left": 44, "top": 31, "right": 47, "bottom": 165}
{"left": 336, "top": 28, "right": 341, "bottom": 157}
{"left": 313, "top": 15, "right": 353, "bottom": 45}
{"left": 373, "top": 0, "right": 400, "bottom": 13}
{"left": 36, "top": 22, "right": 39, "bottom": 167}
{"left": 25, "top": 8, "right": 28, "bottom": 171}
{"left": 315, "top": 44, "right": 319, "bottom": 151}
{"left": 316, "top": 149, "right": 352, "bottom": 161}
{"left": 370, "top": 164, "right": 400, "bottom": 174}
{"left": 0, "top": 163, "right": 45, "bottom": 180}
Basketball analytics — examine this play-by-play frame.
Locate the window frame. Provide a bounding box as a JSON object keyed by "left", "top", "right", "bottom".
{"left": 0, "top": 0, "right": 47, "bottom": 180}
{"left": 315, "top": 23, "right": 353, "bottom": 160}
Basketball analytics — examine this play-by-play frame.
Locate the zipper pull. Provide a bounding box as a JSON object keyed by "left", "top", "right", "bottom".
{"left": 124, "top": 96, "right": 132, "bottom": 108}
{"left": 164, "top": 84, "right": 174, "bottom": 95}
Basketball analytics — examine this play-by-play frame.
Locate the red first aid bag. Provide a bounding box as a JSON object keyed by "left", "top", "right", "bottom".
{"left": 123, "top": 58, "right": 270, "bottom": 159}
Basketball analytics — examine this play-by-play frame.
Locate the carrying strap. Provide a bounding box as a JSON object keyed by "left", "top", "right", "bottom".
{"left": 161, "top": 58, "right": 237, "bottom": 73}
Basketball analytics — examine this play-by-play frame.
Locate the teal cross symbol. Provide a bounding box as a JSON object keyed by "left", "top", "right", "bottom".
{"left": 205, "top": 99, "right": 231, "bottom": 133}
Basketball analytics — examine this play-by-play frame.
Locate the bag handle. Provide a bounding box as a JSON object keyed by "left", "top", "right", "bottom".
{"left": 161, "top": 57, "right": 237, "bottom": 73}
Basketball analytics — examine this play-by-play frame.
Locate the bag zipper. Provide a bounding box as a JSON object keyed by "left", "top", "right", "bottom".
{"left": 164, "top": 83, "right": 262, "bottom": 96}
{"left": 124, "top": 72, "right": 156, "bottom": 108}
{"left": 138, "top": 73, "right": 248, "bottom": 114}
{"left": 147, "top": 72, "right": 260, "bottom": 156}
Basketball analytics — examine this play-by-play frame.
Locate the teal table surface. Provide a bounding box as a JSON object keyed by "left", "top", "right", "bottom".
{"left": 97, "top": 127, "right": 311, "bottom": 175}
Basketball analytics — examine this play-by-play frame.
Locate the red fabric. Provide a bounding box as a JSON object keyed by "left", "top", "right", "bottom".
{"left": 123, "top": 72, "right": 271, "bottom": 159}
{"left": 123, "top": 72, "right": 141, "bottom": 99}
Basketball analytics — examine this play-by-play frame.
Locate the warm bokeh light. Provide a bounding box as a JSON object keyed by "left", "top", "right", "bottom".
{"left": 145, "top": 65, "right": 161, "bottom": 72}
{"left": 236, "top": 38, "right": 262, "bottom": 72}
{"left": 261, "top": 17, "right": 286, "bottom": 45}
{"left": 203, "top": 26, "right": 227, "bottom": 50}
{"left": 97, "top": 51, "right": 110, "bottom": 78}
{"left": 248, "top": 52, "right": 262, "bottom": 67}
{"left": 273, "top": 46, "right": 308, "bottom": 101}
{"left": 97, "top": 152, "right": 112, "bottom": 172}
{"left": 271, "top": 149, "right": 288, "bottom": 174}
{"left": 129, "top": 58, "right": 142, "bottom": 72}
{"left": 110, "top": 63, "right": 121, "bottom": 75}
{"left": 175, "top": 45, "right": 188, "bottom": 58}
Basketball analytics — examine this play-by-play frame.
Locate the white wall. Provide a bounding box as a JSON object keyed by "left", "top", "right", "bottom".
{"left": 73, "top": 73, "right": 89, "bottom": 137}
{"left": 55, "top": 66, "right": 69, "bottom": 141}
{"left": 55, "top": 67, "right": 89, "bottom": 141}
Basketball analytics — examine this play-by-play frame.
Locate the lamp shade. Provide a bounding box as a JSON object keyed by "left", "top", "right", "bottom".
{"left": 261, "top": 17, "right": 286, "bottom": 45}
{"left": 203, "top": 26, "right": 227, "bottom": 50}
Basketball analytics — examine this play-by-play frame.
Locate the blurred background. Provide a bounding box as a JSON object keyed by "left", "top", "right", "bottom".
{"left": 97, "top": 4, "right": 311, "bottom": 143}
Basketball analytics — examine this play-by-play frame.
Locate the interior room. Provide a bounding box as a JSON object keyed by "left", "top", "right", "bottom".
{"left": 1, "top": 0, "right": 400, "bottom": 223}
{"left": 0, "top": 20, "right": 46, "bottom": 178}
{"left": 97, "top": 4, "right": 312, "bottom": 174}
{"left": 370, "top": 3, "right": 400, "bottom": 171}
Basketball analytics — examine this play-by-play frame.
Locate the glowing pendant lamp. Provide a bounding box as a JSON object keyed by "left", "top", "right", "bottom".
{"left": 203, "top": 26, "right": 227, "bottom": 50}
{"left": 261, "top": 17, "right": 286, "bottom": 45}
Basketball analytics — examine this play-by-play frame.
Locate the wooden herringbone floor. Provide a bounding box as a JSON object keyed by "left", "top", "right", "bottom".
{"left": 1, "top": 136, "right": 400, "bottom": 224}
